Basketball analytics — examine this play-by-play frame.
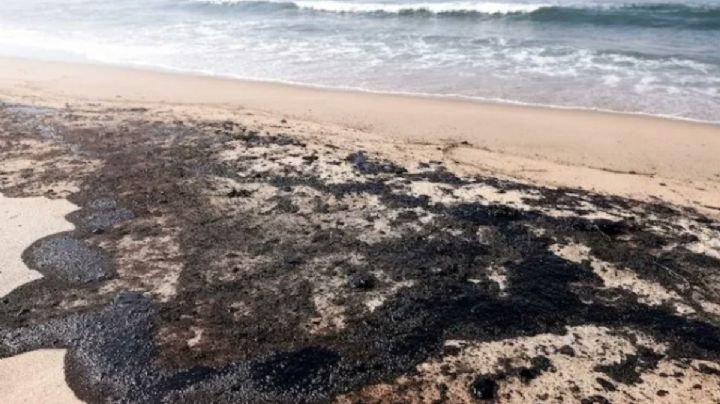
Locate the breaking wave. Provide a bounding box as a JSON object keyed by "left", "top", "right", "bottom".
{"left": 188, "top": 0, "right": 720, "bottom": 29}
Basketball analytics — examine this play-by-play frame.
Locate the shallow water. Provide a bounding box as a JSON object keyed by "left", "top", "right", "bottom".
{"left": 1, "top": 0, "right": 719, "bottom": 122}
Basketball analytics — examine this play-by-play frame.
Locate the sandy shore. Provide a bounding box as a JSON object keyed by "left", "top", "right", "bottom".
{"left": 0, "top": 56, "right": 719, "bottom": 216}
{"left": 1, "top": 56, "right": 720, "bottom": 403}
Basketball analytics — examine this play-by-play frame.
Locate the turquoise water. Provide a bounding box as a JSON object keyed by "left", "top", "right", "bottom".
{"left": 1, "top": 0, "right": 719, "bottom": 122}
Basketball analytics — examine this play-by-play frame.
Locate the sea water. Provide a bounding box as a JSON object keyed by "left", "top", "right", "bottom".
{"left": 1, "top": 0, "right": 719, "bottom": 122}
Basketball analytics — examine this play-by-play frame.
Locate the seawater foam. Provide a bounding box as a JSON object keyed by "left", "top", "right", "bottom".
{"left": 1, "top": 0, "right": 719, "bottom": 123}
{"left": 291, "top": 0, "right": 547, "bottom": 14}
{"left": 192, "top": 0, "right": 549, "bottom": 14}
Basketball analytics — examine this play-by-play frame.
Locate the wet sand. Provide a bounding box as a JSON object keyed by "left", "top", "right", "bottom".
{"left": 1, "top": 58, "right": 720, "bottom": 403}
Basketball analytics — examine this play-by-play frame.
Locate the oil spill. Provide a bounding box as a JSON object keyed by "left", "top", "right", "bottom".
{"left": 469, "top": 376, "right": 498, "bottom": 400}
{"left": 345, "top": 151, "right": 406, "bottom": 175}
{"left": 1, "top": 103, "right": 720, "bottom": 402}
{"left": 25, "top": 235, "right": 112, "bottom": 283}
{"left": 78, "top": 197, "right": 135, "bottom": 232}
{"left": 467, "top": 355, "right": 554, "bottom": 398}
{"left": 594, "top": 347, "right": 664, "bottom": 385}
{"left": 251, "top": 347, "right": 340, "bottom": 395}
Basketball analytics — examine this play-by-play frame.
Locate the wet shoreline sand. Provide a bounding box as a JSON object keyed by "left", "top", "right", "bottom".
{"left": 1, "top": 57, "right": 720, "bottom": 402}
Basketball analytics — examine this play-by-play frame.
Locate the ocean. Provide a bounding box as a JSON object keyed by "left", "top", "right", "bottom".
{"left": 1, "top": 0, "right": 719, "bottom": 123}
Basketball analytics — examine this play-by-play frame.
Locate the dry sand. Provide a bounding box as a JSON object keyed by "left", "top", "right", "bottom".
{"left": 0, "top": 349, "right": 82, "bottom": 404}
{"left": 0, "top": 193, "right": 81, "bottom": 403}
{"left": 0, "top": 193, "right": 77, "bottom": 296}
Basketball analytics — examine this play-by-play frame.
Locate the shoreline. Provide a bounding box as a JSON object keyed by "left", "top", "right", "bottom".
{"left": 1, "top": 55, "right": 719, "bottom": 217}
{"left": 3, "top": 35, "right": 720, "bottom": 127}
{"left": 84, "top": 58, "right": 720, "bottom": 127}
{"left": 5, "top": 55, "right": 720, "bottom": 126}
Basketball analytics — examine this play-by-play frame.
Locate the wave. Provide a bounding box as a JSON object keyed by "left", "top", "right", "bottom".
{"left": 289, "top": 0, "right": 545, "bottom": 14}
{"left": 191, "top": 0, "right": 548, "bottom": 14}
{"left": 188, "top": 0, "right": 720, "bottom": 29}
{"left": 528, "top": 4, "right": 720, "bottom": 30}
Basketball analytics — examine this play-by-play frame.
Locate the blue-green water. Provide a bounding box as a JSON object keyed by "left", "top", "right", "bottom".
{"left": 1, "top": 0, "right": 719, "bottom": 122}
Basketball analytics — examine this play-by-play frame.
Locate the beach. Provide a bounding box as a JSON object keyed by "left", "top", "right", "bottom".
{"left": 1, "top": 56, "right": 720, "bottom": 402}
{"left": 2, "top": 57, "right": 720, "bottom": 213}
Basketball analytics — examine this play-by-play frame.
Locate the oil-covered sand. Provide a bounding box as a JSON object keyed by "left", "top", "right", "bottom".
{"left": 1, "top": 102, "right": 720, "bottom": 403}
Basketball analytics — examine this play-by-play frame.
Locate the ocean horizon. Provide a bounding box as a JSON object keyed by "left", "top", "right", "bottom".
{"left": 1, "top": 0, "right": 719, "bottom": 123}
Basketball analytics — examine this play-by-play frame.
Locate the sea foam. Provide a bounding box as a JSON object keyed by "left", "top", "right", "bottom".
{"left": 192, "top": 0, "right": 549, "bottom": 14}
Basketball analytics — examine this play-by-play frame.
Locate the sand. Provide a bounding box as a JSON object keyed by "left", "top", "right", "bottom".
{"left": 337, "top": 326, "right": 720, "bottom": 403}
{"left": 0, "top": 193, "right": 77, "bottom": 297}
{"left": 1, "top": 56, "right": 720, "bottom": 403}
{"left": 0, "top": 56, "right": 718, "bottom": 216}
{"left": 0, "top": 193, "right": 81, "bottom": 403}
{"left": 0, "top": 350, "right": 82, "bottom": 404}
